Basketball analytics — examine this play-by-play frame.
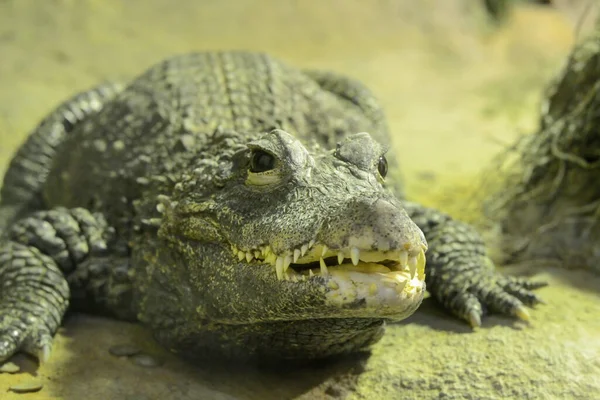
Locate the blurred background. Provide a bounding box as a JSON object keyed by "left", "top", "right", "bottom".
{"left": 0, "top": 0, "right": 593, "bottom": 207}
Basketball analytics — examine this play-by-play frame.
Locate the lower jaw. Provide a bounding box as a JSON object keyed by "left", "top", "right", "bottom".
{"left": 325, "top": 280, "right": 426, "bottom": 321}
{"left": 311, "top": 263, "right": 426, "bottom": 317}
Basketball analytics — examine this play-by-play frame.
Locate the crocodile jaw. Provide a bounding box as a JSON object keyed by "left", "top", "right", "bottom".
{"left": 229, "top": 239, "right": 427, "bottom": 318}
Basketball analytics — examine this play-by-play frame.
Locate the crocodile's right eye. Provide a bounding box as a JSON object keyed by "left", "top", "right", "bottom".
{"left": 249, "top": 150, "right": 276, "bottom": 173}
{"left": 377, "top": 155, "right": 388, "bottom": 179}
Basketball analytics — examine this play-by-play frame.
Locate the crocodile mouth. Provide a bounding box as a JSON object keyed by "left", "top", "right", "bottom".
{"left": 230, "top": 241, "right": 427, "bottom": 296}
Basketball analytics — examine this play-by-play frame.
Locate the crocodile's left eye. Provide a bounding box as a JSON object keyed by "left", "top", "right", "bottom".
{"left": 246, "top": 149, "right": 282, "bottom": 187}
{"left": 377, "top": 155, "right": 388, "bottom": 178}
{"left": 250, "top": 150, "right": 276, "bottom": 173}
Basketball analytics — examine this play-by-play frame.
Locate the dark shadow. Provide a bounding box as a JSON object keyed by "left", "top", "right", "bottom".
{"left": 50, "top": 314, "right": 371, "bottom": 400}
{"left": 186, "top": 352, "right": 370, "bottom": 400}
{"left": 542, "top": 267, "right": 600, "bottom": 298}
{"left": 7, "top": 353, "right": 39, "bottom": 377}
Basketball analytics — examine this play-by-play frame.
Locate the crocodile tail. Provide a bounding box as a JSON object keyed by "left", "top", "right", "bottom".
{"left": 0, "top": 83, "right": 123, "bottom": 229}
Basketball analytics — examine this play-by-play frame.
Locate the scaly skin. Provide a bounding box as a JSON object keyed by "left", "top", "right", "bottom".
{"left": 0, "top": 52, "right": 544, "bottom": 363}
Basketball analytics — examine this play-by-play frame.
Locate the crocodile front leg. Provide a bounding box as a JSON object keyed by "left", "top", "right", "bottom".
{"left": 403, "top": 201, "right": 546, "bottom": 327}
{"left": 0, "top": 207, "right": 115, "bottom": 362}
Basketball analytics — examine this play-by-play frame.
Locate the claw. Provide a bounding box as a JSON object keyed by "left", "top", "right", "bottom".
{"left": 505, "top": 276, "right": 548, "bottom": 290}
{"left": 23, "top": 334, "right": 53, "bottom": 365}
{"left": 533, "top": 296, "right": 547, "bottom": 305}
{"left": 513, "top": 305, "right": 531, "bottom": 321}
{"left": 38, "top": 344, "right": 52, "bottom": 365}
{"left": 523, "top": 280, "right": 548, "bottom": 290}
{"left": 467, "top": 310, "right": 482, "bottom": 328}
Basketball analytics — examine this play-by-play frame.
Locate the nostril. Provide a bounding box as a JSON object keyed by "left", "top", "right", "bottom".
{"left": 319, "top": 196, "right": 427, "bottom": 253}
{"left": 372, "top": 198, "right": 398, "bottom": 214}
{"left": 371, "top": 198, "right": 427, "bottom": 251}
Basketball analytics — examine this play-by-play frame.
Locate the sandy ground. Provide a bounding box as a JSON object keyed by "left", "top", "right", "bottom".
{"left": 0, "top": 1, "right": 599, "bottom": 399}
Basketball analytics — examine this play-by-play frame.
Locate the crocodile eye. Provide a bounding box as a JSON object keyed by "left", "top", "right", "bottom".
{"left": 250, "top": 150, "right": 276, "bottom": 173}
{"left": 377, "top": 155, "right": 388, "bottom": 178}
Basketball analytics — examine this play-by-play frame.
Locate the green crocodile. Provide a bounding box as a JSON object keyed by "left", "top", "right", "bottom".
{"left": 0, "top": 52, "right": 544, "bottom": 363}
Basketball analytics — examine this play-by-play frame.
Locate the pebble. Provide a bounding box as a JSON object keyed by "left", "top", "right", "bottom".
{"left": 131, "top": 353, "right": 162, "bottom": 368}
{"left": 0, "top": 362, "right": 20, "bottom": 373}
{"left": 108, "top": 344, "right": 142, "bottom": 357}
{"left": 9, "top": 381, "right": 43, "bottom": 394}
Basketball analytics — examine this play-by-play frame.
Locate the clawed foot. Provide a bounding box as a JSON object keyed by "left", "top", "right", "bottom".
{"left": 452, "top": 273, "right": 547, "bottom": 328}
{"left": 0, "top": 313, "right": 54, "bottom": 364}
{"left": 0, "top": 241, "right": 70, "bottom": 364}
{"left": 428, "top": 251, "right": 548, "bottom": 328}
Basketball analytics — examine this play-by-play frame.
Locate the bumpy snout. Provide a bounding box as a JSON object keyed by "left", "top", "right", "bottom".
{"left": 318, "top": 197, "right": 427, "bottom": 255}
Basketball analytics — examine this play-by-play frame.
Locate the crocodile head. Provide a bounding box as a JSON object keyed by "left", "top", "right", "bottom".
{"left": 156, "top": 129, "right": 427, "bottom": 359}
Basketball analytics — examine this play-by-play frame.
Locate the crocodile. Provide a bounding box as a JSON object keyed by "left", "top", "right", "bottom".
{"left": 0, "top": 51, "right": 545, "bottom": 363}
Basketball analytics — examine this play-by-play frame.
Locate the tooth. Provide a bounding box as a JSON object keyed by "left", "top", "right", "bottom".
{"left": 238, "top": 251, "right": 245, "bottom": 261}
{"left": 319, "top": 258, "right": 329, "bottom": 276}
{"left": 337, "top": 252, "right": 344, "bottom": 265}
{"left": 408, "top": 256, "right": 417, "bottom": 278}
{"left": 417, "top": 249, "right": 426, "bottom": 279}
{"left": 294, "top": 249, "right": 301, "bottom": 263}
{"left": 309, "top": 269, "right": 315, "bottom": 277}
{"left": 395, "top": 279, "right": 407, "bottom": 293}
{"left": 309, "top": 239, "right": 315, "bottom": 248}
{"left": 399, "top": 250, "right": 408, "bottom": 267}
{"left": 383, "top": 280, "right": 397, "bottom": 288}
{"left": 283, "top": 254, "right": 292, "bottom": 272}
{"left": 301, "top": 244, "right": 308, "bottom": 256}
{"left": 254, "top": 251, "right": 261, "bottom": 259}
{"left": 351, "top": 247, "right": 360, "bottom": 266}
{"left": 266, "top": 253, "right": 277, "bottom": 264}
{"left": 291, "top": 274, "right": 298, "bottom": 283}
{"left": 246, "top": 252, "right": 254, "bottom": 262}
{"left": 275, "top": 257, "right": 284, "bottom": 280}
{"left": 328, "top": 280, "right": 339, "bottom": 290}
{"left": 321, "top": 245, "right": 328, "bottom": 257}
